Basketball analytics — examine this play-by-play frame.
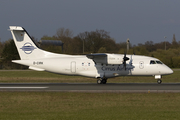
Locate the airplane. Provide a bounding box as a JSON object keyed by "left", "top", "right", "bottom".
{"left": 9, "top": 26, "right": 173, "bottom": 84}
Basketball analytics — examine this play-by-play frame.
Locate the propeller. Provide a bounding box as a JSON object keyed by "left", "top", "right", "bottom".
{"left": 123, "top": 52, "right": 129, "bottom": 70}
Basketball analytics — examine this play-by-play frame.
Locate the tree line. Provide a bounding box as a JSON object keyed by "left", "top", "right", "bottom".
{"left": 0, "top": 28, "right": 179, "bottom": 69}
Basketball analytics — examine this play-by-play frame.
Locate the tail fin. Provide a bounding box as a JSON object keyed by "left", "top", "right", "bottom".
{"left": 9, "top": 26, "right": 55, "bottom": 60}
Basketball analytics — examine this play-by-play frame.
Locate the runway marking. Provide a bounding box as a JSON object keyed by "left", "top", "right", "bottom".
{"left": 0, "top": 87, "right": 48, "bottom": 89}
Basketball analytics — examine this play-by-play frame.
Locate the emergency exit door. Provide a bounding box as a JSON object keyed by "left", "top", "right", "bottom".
{"left": 71, "top": 61, "right": 76, "bottom": 73}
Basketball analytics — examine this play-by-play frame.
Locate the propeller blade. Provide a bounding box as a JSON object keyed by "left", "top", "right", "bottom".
{"left": 123, "top": 52, "right": 129, "bottom": 70}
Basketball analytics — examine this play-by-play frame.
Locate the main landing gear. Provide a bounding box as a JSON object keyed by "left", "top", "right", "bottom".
{"left": 157, "top": 79, "right": 162, "bottom": 84}
{"left": 97, "top": 78, "right": 107, "bottom": 84}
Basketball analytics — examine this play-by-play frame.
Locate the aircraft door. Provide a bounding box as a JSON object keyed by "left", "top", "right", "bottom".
{"left": 71, "top": 61, "right": 76, "bottom": 73}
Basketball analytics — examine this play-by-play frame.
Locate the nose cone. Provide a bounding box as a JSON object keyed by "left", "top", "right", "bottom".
{"left": 164, "top": 66, "right": 173, "bottom": 75}
{"left": 168, "top": 68, "right": 173, "bottom": 74}
{"left": 159, "top": 65, "right": 173, "bottom": 75}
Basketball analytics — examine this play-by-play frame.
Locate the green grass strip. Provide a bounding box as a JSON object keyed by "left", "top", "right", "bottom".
{"left": 0, "top": 70, "right": 179, "bottom": 83}
{"left": 0, "top": 92, "right": 179, "bottom": 120}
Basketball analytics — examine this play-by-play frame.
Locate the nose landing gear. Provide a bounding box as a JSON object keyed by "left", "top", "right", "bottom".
{"left": 157, "top": 79, "right": 162, "bottom": 84}
{"left": 155, "top": 75, "right": 162, "bottom": 84}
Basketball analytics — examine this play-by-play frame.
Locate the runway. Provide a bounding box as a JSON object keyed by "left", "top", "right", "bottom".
{"left": 0, "top": 83, "right": 180, "bottom": 92}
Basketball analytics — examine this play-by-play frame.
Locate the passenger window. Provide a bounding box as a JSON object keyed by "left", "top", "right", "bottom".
{"left": 88, "top": 63, "right": 90, "bottom": 66}
{"left": 150, "top": 60, "right": 156, "bottom": 64}
{"left": 82, "top": 63, "right": 84, "bottom": 66}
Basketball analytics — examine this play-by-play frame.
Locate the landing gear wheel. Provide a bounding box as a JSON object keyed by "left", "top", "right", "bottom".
{"left": 97, "top": 78, "right": 107, "bottom": 84}
{"left": 157, "top": 79, "right": 162, "bottom": 84}
{"left": 97, "top": 79, "right": 102, "bottom": 84}
{"left": 101, "top": 79, "right": 107, "bottom": 84}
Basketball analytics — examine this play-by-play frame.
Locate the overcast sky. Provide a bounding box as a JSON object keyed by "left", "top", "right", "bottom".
{"left": 0, "top": 0, "right": 180, "bottom": 45}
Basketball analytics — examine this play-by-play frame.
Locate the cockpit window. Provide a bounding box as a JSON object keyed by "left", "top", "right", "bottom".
{"left": 150, "top": 60, "right": 163, "bottom": 65}
{"left": 150, "top": 60, "right": 156, "bottom": 64}
{"left": 156, "top": 61, "right": 163, "bottom": 64}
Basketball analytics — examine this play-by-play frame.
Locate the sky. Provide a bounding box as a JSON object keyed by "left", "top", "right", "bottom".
{"left": 0, "top": 0, "right": 180, "bottom": 45}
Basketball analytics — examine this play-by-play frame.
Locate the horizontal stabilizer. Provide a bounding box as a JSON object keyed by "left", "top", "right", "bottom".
{"left": 29, "top": 66, "right": 45, "bottom": 71}
{"left": 9, "top": 26, "right": 24, "bottom": 31}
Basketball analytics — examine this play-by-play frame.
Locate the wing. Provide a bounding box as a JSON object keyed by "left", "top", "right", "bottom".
{"left": 86, "top": 53, "right": 107, "bottom": 64}
{"left": 86, "top": 53, "right": 124, "bottom": 65}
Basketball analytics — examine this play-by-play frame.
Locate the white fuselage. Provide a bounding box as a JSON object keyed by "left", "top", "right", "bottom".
{"left": 13, "top": 54, "right": 173, "bottom": 79}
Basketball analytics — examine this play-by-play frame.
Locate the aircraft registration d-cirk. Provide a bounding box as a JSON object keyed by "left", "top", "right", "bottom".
{"left": 9, "top": 26, "right": 173, "bottom": 84}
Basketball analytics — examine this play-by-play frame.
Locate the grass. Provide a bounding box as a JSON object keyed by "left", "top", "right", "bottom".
{"left": 0, "top": 70, "right": 92, "bottom": 83}
{"left": 0, "top": 70, "right": 180, "bottom": 120}
{"left": 0, "top": 69, "right": 179, "bottom": 83}
{"left": 0, "top": 92, "right": 180, "bottom": 120}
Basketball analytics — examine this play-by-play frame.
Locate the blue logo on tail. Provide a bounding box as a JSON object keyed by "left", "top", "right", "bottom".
{"left": 20, "top": 42, "right": 36, "bottom": 54}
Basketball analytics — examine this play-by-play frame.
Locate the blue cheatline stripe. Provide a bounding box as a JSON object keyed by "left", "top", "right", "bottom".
{"left": 20, "top": 46, "right": 36, "bottom": 51}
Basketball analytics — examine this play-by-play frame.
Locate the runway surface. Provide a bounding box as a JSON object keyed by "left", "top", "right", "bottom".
{"left": 0, "top": 83, "right": 180, "bottom": 92}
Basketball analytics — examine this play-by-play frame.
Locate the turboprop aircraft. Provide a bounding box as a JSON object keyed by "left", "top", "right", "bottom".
{"left": 9, "top": 26, "right": 173, "bottom": 84}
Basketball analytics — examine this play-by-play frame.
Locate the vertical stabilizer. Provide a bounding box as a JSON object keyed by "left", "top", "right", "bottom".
{"left": 9, "top": 26, "right": 52, "bottom": 60}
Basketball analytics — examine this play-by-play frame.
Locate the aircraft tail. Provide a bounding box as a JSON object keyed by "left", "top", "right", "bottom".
{"left": 9, "top": 26, "right": 56, "bottom": 60}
